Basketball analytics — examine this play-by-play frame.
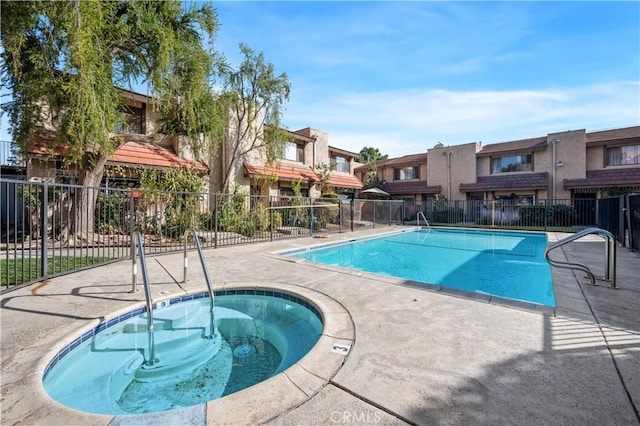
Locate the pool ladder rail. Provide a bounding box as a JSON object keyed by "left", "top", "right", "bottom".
{"left": 417, "top": 211, "right": 431, "bottom": 230}
{"left": 544, "top": 227, "right": 617, "bottom": 289}
{"left": 133, "top": 232, "right": 158, "bottom": 367}
{"left": 183, "top": 229, "right": 217, "bottom": 340}
{"left": 131, "top": 230, "right": 218, "bottom": 367}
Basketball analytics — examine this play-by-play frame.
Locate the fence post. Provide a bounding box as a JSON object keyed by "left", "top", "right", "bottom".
{"left": 350, "top": 199, "right": 354, "bottom": 232}
{"left": 619, "top": 195, "right": 626, "bottom": 246}
{"left": 214, "top": 193, "right": 218, "bottom": 249}
{"left": 373, "top": 200, "right": 376, "bottom": 228}
{"left": 130, "top": 191, "right": 137, "bottom": 292}
{"left": 388, "top": 201, "right": 391, "bottom": 226}
{"left": 40, "top": 182, "right": 48, "bottom": 281}
{"left": 310, "top": 202, "right": 315, "bottom": 236}
{"left": 270, "top": 197, "right": 274, "bottom": 242}
{"left": 491, "top": 200, "right": 495, "bottom": 228}
{"left": 339, "top": 200, "right": 343, "bottom": 233}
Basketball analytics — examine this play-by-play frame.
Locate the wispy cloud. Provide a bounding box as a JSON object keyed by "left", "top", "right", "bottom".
{"left": 285, "top": 81, "right": 640, "bottom": 156}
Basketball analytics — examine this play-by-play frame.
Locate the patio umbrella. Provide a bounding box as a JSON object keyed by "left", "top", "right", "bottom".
{"left": 360, "top": 187, "right": 390, "bottom": 197}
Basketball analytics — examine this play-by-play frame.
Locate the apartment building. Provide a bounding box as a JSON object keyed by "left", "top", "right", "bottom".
{"left": 14, "top": 89, "right": 363, "bottom": 196}
{"left": 23, "top": 89, "right": 209, "bottom": 187}
{"left": 355, "top": 126, "right": 640, "bottom": 205}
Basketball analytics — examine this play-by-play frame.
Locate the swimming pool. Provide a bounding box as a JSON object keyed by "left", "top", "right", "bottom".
{"left": 42, "top": 290, "right": 323, "bottom": 415}
{"left": 287, "top": 228, "right": 555, "bottom": 307}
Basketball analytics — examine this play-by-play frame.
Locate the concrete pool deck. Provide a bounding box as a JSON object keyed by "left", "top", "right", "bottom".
{"left": 1, "top": 226, "right": 639, "bottom": 425}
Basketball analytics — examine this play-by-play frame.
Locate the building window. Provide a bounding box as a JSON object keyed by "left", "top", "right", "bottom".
{"left": 114, "top": 105, "right": 144, "bottom": 134}
{"left": 490, "top": 154, "right": 532, "bottom": 173}
{"left": 495, "top": 194, "right": 535, "bottom": 205}
{"left": 282, "top": 142, "right": 304, "bottom": 162}
{"left": 331, "top": 156, "right": 349, "bottom": 173}
{"left": 403, "top": 197, "right": 415, "bottom": 205}
{"left": 279, "top": 186, "right": 308, "bottom": 197}
{"left": 606, "top": 145, "right": 640, "bottom": 166}
{"left": 393, "top": 166, "right": 419, "bottom": 180}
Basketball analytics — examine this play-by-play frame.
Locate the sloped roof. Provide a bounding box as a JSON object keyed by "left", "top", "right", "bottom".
{"left": 329, "top": 145, "right": 359, "bottom": 158}
{"left": 27, "top": 130, "right": 67, "bottom": 156}
{"left": 28, "top": 131, "right": 208, "bottom": 174}
{"left": 383, "top": 180, "right": 441, "bottom": 195}
{"left": 477, "top": 137, "right": 547, "bottom": 157}
{"left": 354, "top": 153, "right": 427, "bottom": 171}
{"left": 328, "top": 172, "right": 363, "bottom": 189}
{"left": 244, "top": 161, "right": 319, "bottom": 182}
{"left": 460, "top": 172, "right": 549, "bottom": 192}
{"left": 563, "top": 168, "right": 640, "bottom": 189}
{"left": 586, "top": 126, "right": 640, "bottom": 146}
{"left": 108, "top": 141, "right": 209, "bottom": 173}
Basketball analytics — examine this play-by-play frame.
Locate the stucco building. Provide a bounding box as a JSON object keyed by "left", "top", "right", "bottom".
{"left": 209, "top": 122, "right": 362, "bottom": 198}
{"left": 14, "top": 89, "right": 363, "bottom": 197}
{"left": 355, "top": 126, "right": 640, "bottom": 206}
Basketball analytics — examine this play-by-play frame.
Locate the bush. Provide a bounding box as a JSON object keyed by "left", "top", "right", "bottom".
{"left": 95, "top": 191, "right": 126, "bottom": 233}
{"left": 551, "top": 204, "right": 578, "bottom": 226}
{"left": 319, "top": 193, "right": 340, "bottom": 202}
{"left": 433, "top": 206, "right": 463, "bottom": 223}
{"left": 475, "top": 216, "right": 492, "bottom": 226}
{"left": 519, "top": 204, "right": 578, "bottom": 227}
{"left": 519, "top": 205, "right": 551, "bottom": 227}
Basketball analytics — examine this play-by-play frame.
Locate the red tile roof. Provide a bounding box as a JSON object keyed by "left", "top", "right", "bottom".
{"left": 27, "top": 130, "right": 68, "bottom": 156}
{"left": 244, "top": 161, "right": 319, "bottom": 182}
{"left": 586, "top": 126, "right": 640, "bottom": 144}
{"left": 383, "top": 180, "right": 441, "bottom": 195}
{"left": 28, "top": 130, "right": 208, "bottom": 174}
{"left": 563, "top": 168, "right": 640, "bottom": 189}
{"left": 328, "top": 172, "right": 363, "bottom": 189}
{"left": 460, "top": 172, "right": 549, "bottom": 192}
{"left": 108, "top": 141, "right": 209, "bottom": 173}
{"left": 477, "top": 137, "right": 547, "bottom": 157}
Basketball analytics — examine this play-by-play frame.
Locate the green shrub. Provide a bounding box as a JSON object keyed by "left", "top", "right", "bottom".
{"left": 475, "top": 216, "right": 492, "bottom": 225}
{"left": 519, "top": 204, "right": 578, "bottom": 227}
{"left": 433, "top": 206, "right": 463, "bottom": 223}
{"left": 519, "top": 205, "right": 552, "bottom": 226}
{"left": 551, "top": 204, "right": 578, "bottom": 226}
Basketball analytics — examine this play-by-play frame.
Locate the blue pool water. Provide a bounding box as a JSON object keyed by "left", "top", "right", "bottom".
{"left": 288, "top": 228, "right": 555, "bottom": 307}
{"left": 43, "top": 291, "right": 322, "bottom": 415}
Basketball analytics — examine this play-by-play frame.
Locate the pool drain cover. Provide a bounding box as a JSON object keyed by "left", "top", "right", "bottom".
{"left": 233, "top": 344, "right": 256, "bottom": 358}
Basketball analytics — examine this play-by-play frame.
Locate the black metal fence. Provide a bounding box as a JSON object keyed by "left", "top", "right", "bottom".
{"left": 3, "top": 178, "right": 635, "bottom": 293}
{"left": 0, "top": 179, "right": 404, "bottom": 292}
{"left": 597, "top": 193, "right": 639, "bottom": 252}
{"left": 405, "top": 198, "right": 597, "bottom": 232}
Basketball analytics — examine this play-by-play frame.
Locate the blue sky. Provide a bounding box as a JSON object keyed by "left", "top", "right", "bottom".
{"left": 213, "top": 1, "right": 639, "bottom": 156}
{"left": 1, "top": 1, "right": 638, "bottom": 158}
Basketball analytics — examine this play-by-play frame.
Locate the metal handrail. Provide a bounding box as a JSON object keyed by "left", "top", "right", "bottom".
{"left": 183, "top": 229, "right": 216, "bottom": 339}
{"left": 544, "top": 227, "right": 617, "bottom": 288}
{"left": 134, "top": 232, "right": 157, "bottom": 366}
{"left": 417, "top": 211, "right": 431, "bottom": 230}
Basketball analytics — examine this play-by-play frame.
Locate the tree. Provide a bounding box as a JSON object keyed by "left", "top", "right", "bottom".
{"left": 357, "top": 146, "right": 388, "bottom": 164}
{"left": 1, "top": 0, "right": 222, "bottom": 243}
{"left": 216, "top": 43, "right": 291, "bottom": 193}
{"left": 315, "top": 162, "right": 333, "bottom": 195}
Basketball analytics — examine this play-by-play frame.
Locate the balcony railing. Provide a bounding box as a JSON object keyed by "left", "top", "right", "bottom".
{"left": 0, "top": 140, "right": 26, "bottom": 168}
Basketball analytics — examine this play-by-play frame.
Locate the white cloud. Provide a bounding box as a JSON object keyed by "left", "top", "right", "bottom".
{"left": 285, "top": 81, "right": 640, "bottom": 156}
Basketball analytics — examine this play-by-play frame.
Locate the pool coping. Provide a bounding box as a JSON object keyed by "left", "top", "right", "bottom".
{"left": 32, "top": 282, "right": 355, "bottom": 425}
{"left": 269, "top": 227, "right": 556, "bottom": 316}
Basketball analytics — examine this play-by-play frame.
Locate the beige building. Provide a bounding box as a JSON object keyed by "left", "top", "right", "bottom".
{"left": 211, "top": 123, "right": 362, "bottom": 198}
{"left": 19, "top": 89, "right": 363, "bottom": 197}
{"left": 356, "top": 126, "right": 640, "bottom": 205}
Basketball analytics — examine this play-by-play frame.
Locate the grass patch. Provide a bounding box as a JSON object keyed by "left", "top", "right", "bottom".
{"left": 1, "top": 256, "right": 108, "bottom": 286}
